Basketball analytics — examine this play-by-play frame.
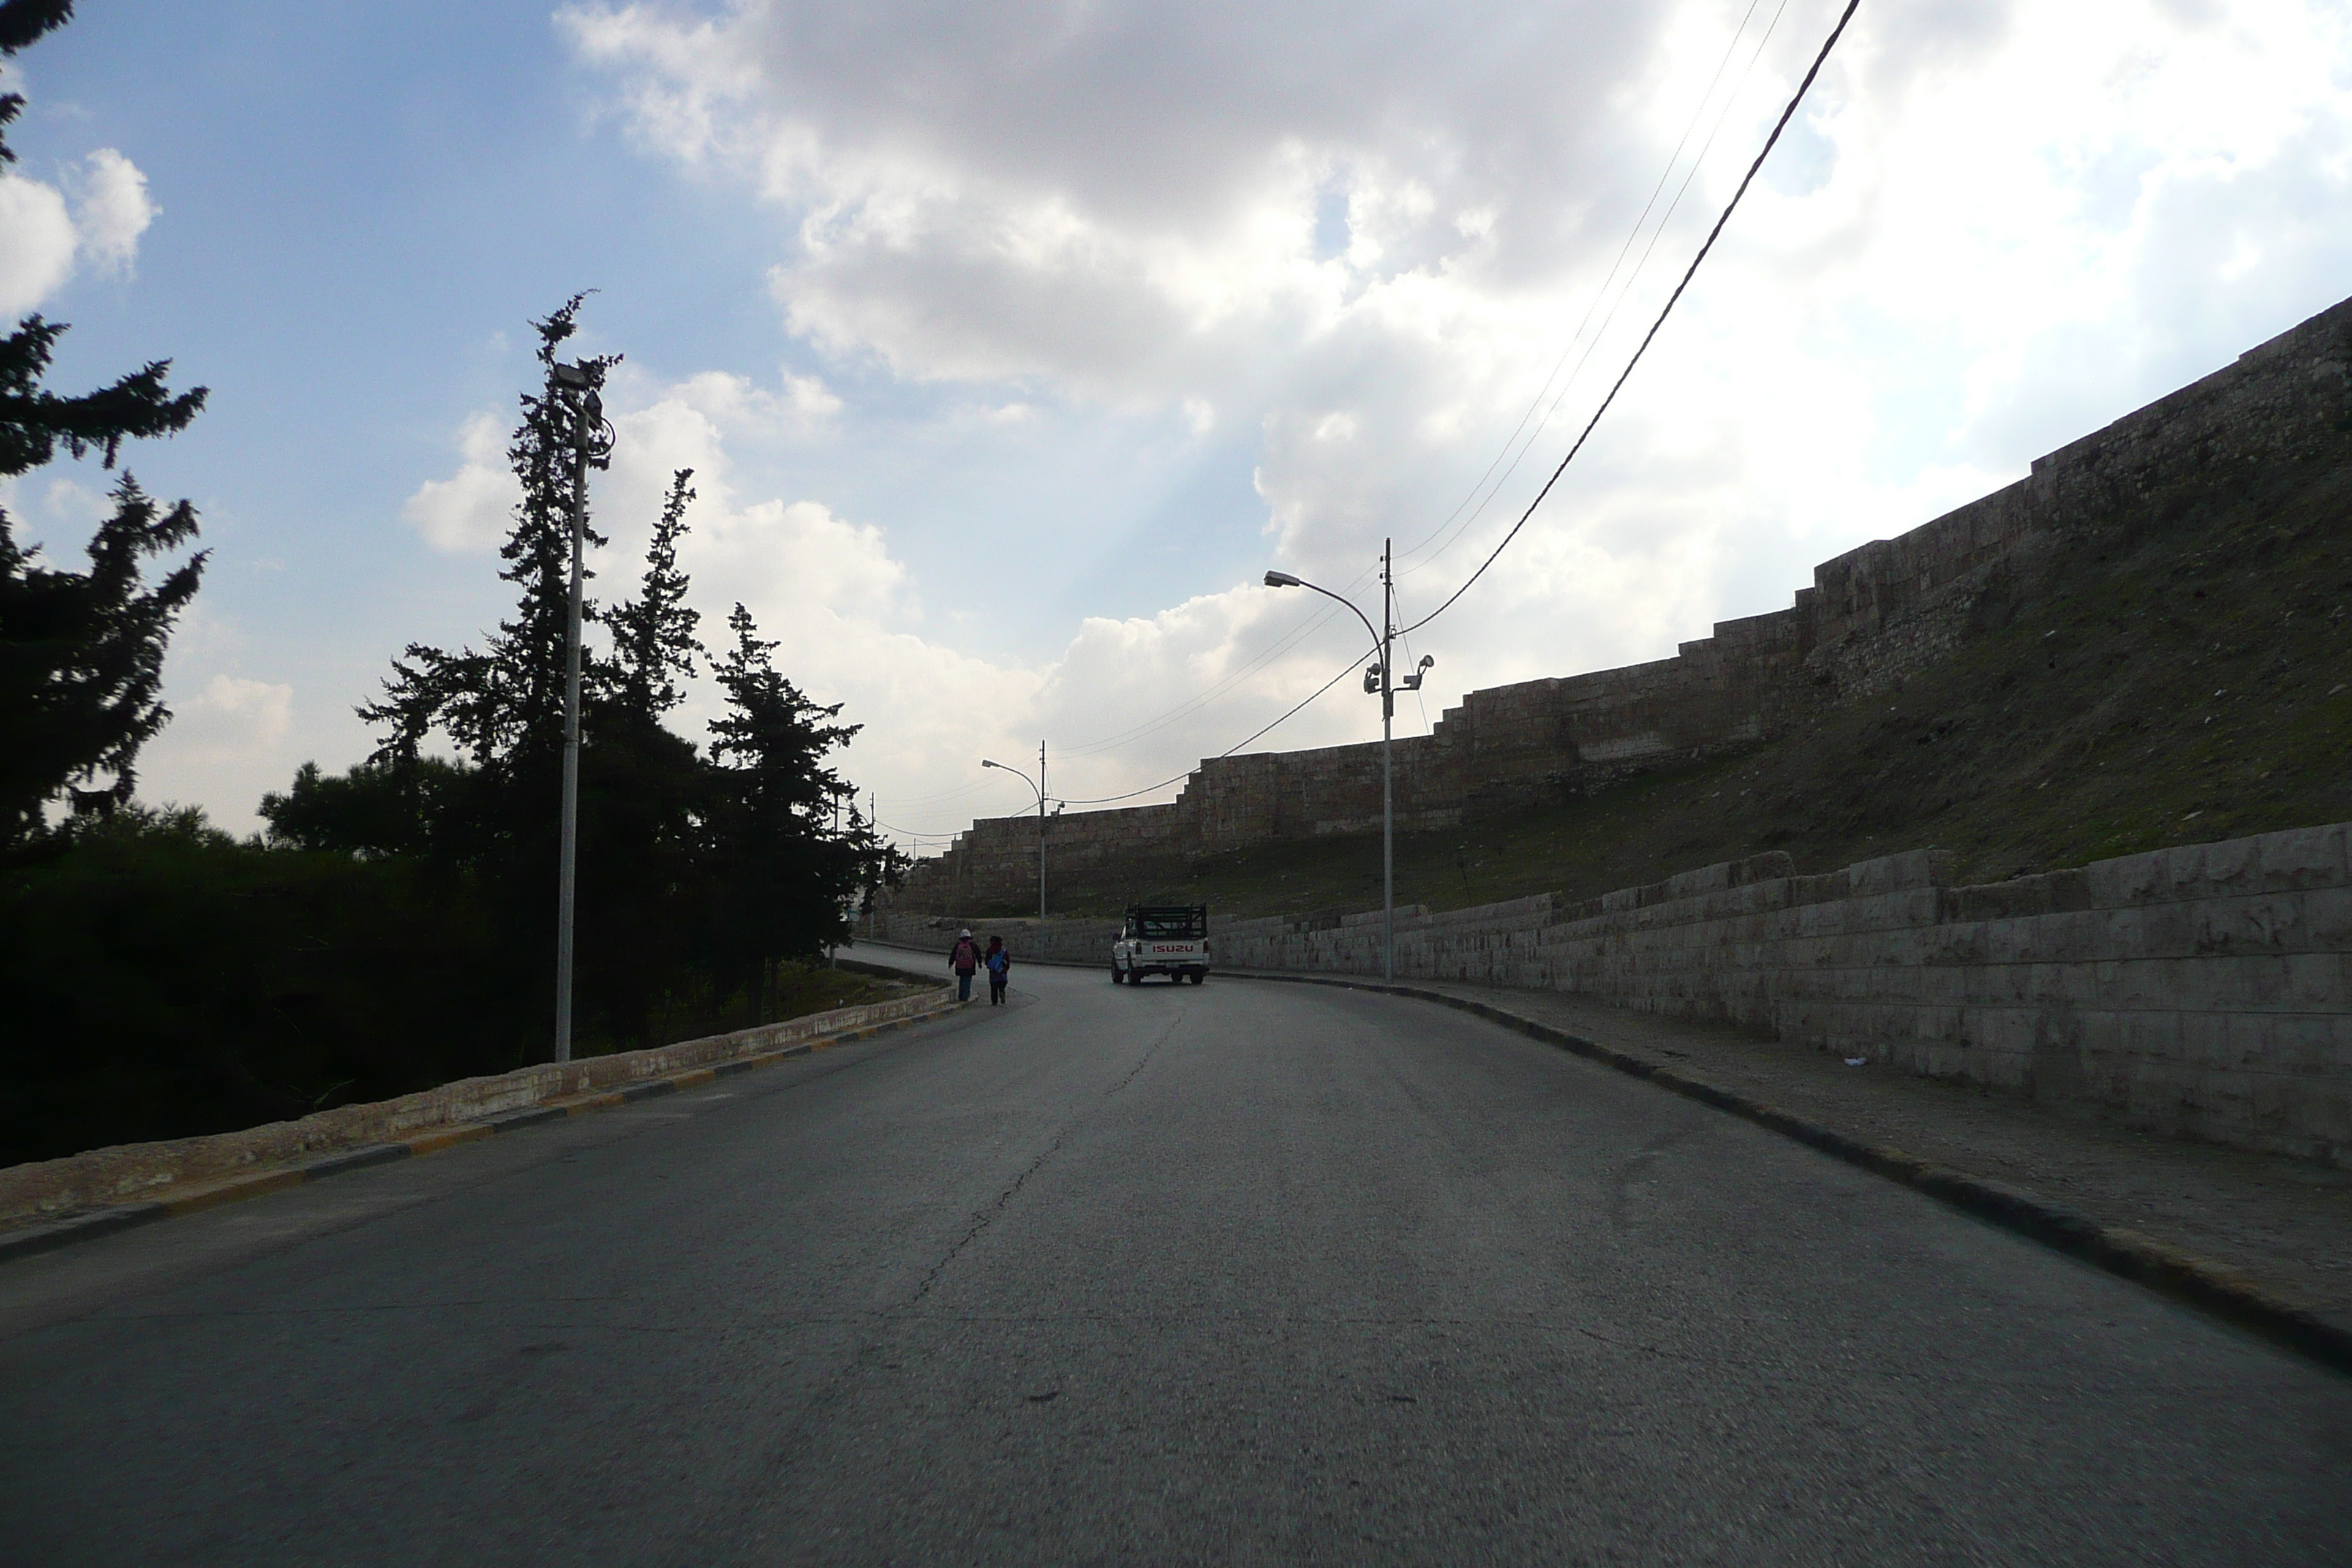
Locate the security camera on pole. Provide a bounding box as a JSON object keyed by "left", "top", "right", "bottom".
{"left": 549, "top": 360, "right": 615, "bottom": 1065}
{"left": 1264, "top": 539, "right": 1431, "bottom": 982}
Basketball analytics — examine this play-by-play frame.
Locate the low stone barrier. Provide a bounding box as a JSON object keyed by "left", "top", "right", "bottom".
{"left": 891, "top": 823, "right": 2352, "bottom": 1164}
{"left": 0, "top": 984, "right": 958, "bottom": 1228}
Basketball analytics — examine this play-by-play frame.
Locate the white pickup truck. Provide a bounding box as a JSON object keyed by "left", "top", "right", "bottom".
{"left": 1112, "top": 905, "right": 1211, "bottom": 985}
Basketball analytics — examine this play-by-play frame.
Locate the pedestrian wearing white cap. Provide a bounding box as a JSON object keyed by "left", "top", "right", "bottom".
{"left": 947, "top": 929, "right": 981, "bottom": 1001}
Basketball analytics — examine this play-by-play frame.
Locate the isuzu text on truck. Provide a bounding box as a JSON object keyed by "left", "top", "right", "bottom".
{"left": 1112, "top": 905, "right": 1210, "bottom": 985}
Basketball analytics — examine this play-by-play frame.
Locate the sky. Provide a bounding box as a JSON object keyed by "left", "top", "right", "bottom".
{"left": 4, "top": 0, "right": 2349, "bottom": 854}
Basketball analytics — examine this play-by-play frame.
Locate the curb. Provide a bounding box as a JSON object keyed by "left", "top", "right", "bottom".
{"left": 0, "top": 998, "right": 970, "bottom": 1267}
{"left": 1232, "top": 968, "right": 2352, "bottom": 1378}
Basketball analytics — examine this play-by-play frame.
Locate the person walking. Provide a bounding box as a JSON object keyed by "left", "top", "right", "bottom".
{"left": 948, "top": 929, "right": 981, "bottom": 1002}
{"left": 984, "top": 936, "right": 1011, "bottom": 1006}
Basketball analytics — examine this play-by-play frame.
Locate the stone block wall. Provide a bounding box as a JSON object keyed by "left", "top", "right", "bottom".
{"left": 878, "top": 824, "right": 2351, "bottom": 1164}
{"left": 893, "top": 294, "right": 2352, "bottom": 914}
{"left": 1186, "top": 824, "right": 2347, "bottom": 1164}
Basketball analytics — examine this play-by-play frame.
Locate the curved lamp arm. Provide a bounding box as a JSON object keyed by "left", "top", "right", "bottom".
{"left": 981, "top": 758, "right": 1046, "bottom": 806}
{"left": 1264, "top": 570, "right": 1383, "bottom": 664}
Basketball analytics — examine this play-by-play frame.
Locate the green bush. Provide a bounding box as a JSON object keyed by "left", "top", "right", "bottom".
{"left": 0, "top": 807, "right": 521, "bottom": 1166}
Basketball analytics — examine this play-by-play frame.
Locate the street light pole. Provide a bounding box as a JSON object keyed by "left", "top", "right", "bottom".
{"left": 550, "top": 361, "right": 609, "bottom": 1065}
{"left": 981, "top": 755, "right": 1050, "bottom": 922}
{"left": 1380, "top": 538, "right": 1395, "bottom": 984}
{"left": 1264, "top": 551, "right": 1431, "bottom": 984}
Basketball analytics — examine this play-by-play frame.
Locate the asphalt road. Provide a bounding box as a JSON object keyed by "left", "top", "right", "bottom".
{"left": 2, "top": 950, "right": 2347, "bottom": 1565}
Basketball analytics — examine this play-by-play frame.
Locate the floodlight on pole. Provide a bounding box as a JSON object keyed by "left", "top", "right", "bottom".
{"left": 1261, "top": 546, "right": 1420, "bottom": 982}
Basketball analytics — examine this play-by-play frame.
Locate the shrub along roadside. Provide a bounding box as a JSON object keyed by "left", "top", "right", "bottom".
{"left": 0, "top": 808, "right": 512, "bottom": 1166}
{"left": 0, "top": 807, "right": 914, "bottom": 1169}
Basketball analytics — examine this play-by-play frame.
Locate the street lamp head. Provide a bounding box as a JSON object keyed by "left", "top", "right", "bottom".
{"left": 981, "top": 759, "right": 1000, "bottom": 770}
{"left": 1263, "top": 570, "right": 1303, "bottom": 588}
{"left": 1417, "top": 654, "right": 1435, "bottom": 671}
{"left": 551, "top": 362, "right": 592, "bottom": 391}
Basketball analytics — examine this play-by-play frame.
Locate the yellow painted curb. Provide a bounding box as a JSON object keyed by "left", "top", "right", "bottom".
{"left": 159, "top": 1168, "right": 306, "bottom": 1216}
{"left": 400, "top": 1125, "right": 494, "bottom": 1158}
{"left": 2, "top": 989, "right": 970, "bottom": 1262}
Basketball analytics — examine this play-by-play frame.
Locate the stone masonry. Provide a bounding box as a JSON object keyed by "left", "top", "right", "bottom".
{"left": 894, "top": 293, "right": 2352, "bottom": 914}
{"left": 870, "top": 821, "right": 2352, "bottom": 1166}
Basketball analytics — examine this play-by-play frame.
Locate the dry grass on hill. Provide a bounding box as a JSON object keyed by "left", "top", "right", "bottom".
{"left": 1030, "top": 443, "right": 2352, "bottom": 921}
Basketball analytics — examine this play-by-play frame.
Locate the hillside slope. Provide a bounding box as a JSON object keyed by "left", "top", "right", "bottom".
{"left": 1005, "top": 432, "right": 2352, "bottom": 919}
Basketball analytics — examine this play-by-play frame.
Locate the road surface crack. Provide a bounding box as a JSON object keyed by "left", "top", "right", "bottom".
{"left": 907, "top": 1010, "right": 1185, "bottom": 1305}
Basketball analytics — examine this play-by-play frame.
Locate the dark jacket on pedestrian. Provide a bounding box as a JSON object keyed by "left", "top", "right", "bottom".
{"left": 949, "top": 936, "right": 981, "bottom": 975}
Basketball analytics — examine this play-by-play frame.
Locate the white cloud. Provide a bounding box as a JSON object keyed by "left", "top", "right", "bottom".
{"left": 72, "top": 149, "right": 155, "bottom": 275}
{"left": 0, "top": 170, "right": 78, "bottom": 317}
{"left": 184, "top": 674, "right": 295, "bottom": 749}
{"left": 0, "top": 148, "right": 157, "bottom": 314}
{"left": 402, "top": 411, "right": 518, "bottom": 552}
{"left": 545, "top": 0, "right": 2352, "bottom": 843}
{"left": 135, "top": 670, "right": 302, "bottom": 829}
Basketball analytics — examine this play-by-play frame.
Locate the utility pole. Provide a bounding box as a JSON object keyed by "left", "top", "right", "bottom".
{"left": 980, "top": 752, "right": 1050, "bottom": 923}
{"left": 1380, "top": 538, "right": 1395, "bottom": 984}
{"left": 550, "top": 361, "right": 610, "bottom": 1066}
{"left": 1264, "top": 549, "right": 1431, "bottom": 985}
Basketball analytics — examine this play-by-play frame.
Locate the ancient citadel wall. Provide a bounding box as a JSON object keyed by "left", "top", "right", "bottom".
{"left": 866, "top": 821, "right": 2352, "bottom": 1166}
{"left": 895, "top": 295, "right": 2352, "bottom": 913}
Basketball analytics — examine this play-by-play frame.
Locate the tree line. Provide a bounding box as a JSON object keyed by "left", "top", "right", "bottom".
{"left": 0, "top": 4, "right": 901, "bottom": 1164}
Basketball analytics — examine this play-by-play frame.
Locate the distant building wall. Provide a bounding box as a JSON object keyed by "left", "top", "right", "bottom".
{"left": 890, "top": 295, "right": 2352, "bottom": 914}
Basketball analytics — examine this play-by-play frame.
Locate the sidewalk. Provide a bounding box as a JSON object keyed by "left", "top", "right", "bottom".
{"left": 1233, "top": 968, "right": 2352, "bottom": 1345}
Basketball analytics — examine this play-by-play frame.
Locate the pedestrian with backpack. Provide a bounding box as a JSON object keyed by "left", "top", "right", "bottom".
{"left": 948, "top": 929, "right": 981, "bottom": 1001}
{"left": 984, "top": 936, "right": 1011, "bottom": 1005}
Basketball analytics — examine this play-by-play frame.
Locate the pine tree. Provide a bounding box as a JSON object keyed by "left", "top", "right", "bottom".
{"left": 0, "top": 4, "right": 210, "bottom": 848}
{"left": 0, "top": 3, "right": 75, "bottom": 167}
{"left": 706, "top": 603, "right": 865, "bottom": 1014}
{"left": 607, "top": 469, "right": 701, "bottom": 717}
{"left": 360, "top": 295, "right": 617, "bottom": 772}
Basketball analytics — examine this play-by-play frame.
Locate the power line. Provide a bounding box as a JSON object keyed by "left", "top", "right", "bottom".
{"left": 1395, "top": 0, "right": 1778, "bottom": 574}
{"left": 889, "top": 1, "right": 1858, "bottom": 835}
{"left": 1401, "top": 0, "right": 1862, "bottom": 638}
{"left": 872, "top": 815, "right": 968, "bottom": 842}
{"left": 1398, "top": 0, "right": 1793, "bottom": 583}
{"left": 1047, "top": 644, "right": 1375, "bottom": 807}
{"left": 1039, "top": 0, "right": 1798, "bottom": 777}
{"left": 1052, "top": 595, "right": 1352, "bottom": 758}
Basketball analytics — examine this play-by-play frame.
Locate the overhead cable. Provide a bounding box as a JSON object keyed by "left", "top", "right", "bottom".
{"left": 1051, "top": 644, "right": 1375, "bottom": 806}
{"left": 1401, "top": 0, "right": 1863, "bottom": 638}
{"left": 1395, "top": 0, "right": 1779, "bottom": 574}
{"left": 1054, "top": 4, "right": 1788, "bottom": 774}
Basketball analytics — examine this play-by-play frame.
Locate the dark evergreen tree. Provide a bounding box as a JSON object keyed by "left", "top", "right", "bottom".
{"left": 574, "top": 468, "right": 706, "bottom": 1047}
{"left": 0, "top": 2, "right": 75, "bottom": 167}
{"left": 1, "top": 478, "right": 206, "bottom": 843}
{"left": 706, "top": 603, "right": 865, "bottom": 1017}
{"left": 360, "top": 295, "right": 617, "bottom": 774}
{"left": 608, "top": 469, "right": 701, "bottom": 717}
{"left": 282, "top": 300, "right": 889, "bottom": 1055}
{"left": 0, "top": 5, "right": 209, "bottom": 847}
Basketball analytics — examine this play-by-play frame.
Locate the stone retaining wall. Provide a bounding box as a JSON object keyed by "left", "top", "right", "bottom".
{"left": 889, "top": 823, "right": 2352, "bottom": 1164}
